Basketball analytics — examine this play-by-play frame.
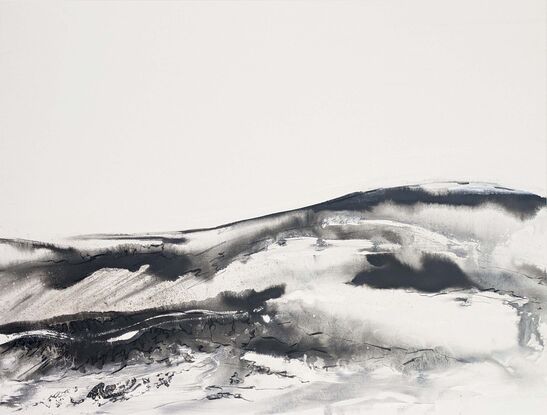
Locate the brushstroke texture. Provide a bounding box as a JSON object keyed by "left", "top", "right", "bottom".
{"left": 0, "top": 182, "right": 546, "bottom": 414}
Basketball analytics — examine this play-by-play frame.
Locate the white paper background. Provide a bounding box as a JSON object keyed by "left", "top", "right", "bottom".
{"left": 0, "top": 0, "right": 545, "bottom": 239}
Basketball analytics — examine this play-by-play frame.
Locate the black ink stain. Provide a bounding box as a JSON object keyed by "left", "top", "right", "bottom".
{"left": 350, "top": 253, "right": 477, "bottom": 293}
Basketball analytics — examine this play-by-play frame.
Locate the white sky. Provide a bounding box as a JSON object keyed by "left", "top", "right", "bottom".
{"left": 0, "top": 0, "right": 545, "bottom": 239}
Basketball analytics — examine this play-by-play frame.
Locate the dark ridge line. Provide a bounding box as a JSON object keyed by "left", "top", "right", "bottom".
{"left": 0, "top": 285, "right": 286, "bottom": 336}
{"left": 67, "top": 235, "right": 188, "bottom": 244}
{"left": 0, "top": 182, "right": 544, "bottom": 247}
{"left": 64, "top": 181, "right": 547, "bottom": 241}
{"left": 175, "top": 182, "right": 546, "bottom": 234}
{"left": 0, "top": 237, "right": 75, "bottom": 251}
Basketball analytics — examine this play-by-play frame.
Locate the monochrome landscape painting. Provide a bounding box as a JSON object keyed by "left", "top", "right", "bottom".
{"left": 1, "top": 182, "right": 546, "bottom": 413}
{"left": 0, "top": 1, "right": 545, "bottom": 414}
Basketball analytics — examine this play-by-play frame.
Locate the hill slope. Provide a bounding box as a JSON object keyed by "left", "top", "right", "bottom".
{"left": 0, "top": 182, "right": 546, "bottom": 413}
